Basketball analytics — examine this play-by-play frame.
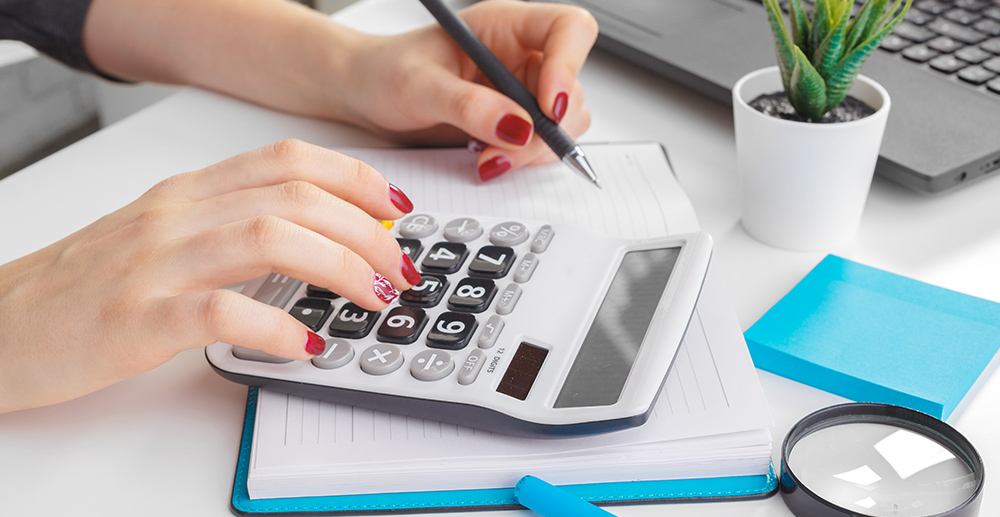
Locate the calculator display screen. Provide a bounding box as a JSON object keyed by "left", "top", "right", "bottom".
{"left": 553, "top": 247, "right": 681, "bottom": 408}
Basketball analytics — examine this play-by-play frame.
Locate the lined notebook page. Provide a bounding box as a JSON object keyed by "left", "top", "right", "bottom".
{"left": 340, "top": 142, "right": 700, "bottom": 239}
{"left": 247, "top": 143, "right": 771, "bottom": 498}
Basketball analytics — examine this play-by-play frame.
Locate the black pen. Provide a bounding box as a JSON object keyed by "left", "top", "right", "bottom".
{"left": 419, "top": 0, "right": 601, "bottom": 188}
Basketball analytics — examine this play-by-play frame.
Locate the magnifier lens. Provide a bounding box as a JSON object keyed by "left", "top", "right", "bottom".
{"left": 781, "top": 404, "right": 984, "bottom": 517}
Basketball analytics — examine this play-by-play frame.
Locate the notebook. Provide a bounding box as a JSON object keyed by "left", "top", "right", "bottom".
{"left": 228, "top": 143, "right": 777, "bottom": 514}
{"left": 537, "top": 0, "right": 1000, "bottom": 194}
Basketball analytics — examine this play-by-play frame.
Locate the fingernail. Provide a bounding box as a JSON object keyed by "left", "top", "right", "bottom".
{"left": 496, "top": 114, "right": 532, "bottom": 146}
{"left": 305, "top": 331, "right": 326, "bottom": 356}
{"left": 372, "top": 272, "right": 400, "bottom": 303}
{"left": 478, "top": 155, "right": 512, "bottom": 181}
{"left": 552, "top": 92, "right": 569, "bottom": 123}
{"left": 467, "top": 137, "right": 488, "bottom": 154}
{"left": 388, "top": 183, "right": 413, "bottom": 214}
{"left": 400, "top": 253, "right": 422, "bottom": 286}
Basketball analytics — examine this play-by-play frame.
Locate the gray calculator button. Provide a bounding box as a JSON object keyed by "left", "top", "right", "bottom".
{"left": 360, "top": 344, "right": 404, "bottom": 375}
{"left": 410, "top": 350, "right": 455, "bottom": 382}
{"left": 252, "top": 273, "right": 302, "bottom": 308}
{"left": 478, "top": 315, "right": 505, "bottom": 349}
{"left": 310, "top": 338, "right": 354, "bottom": 369}
{"left": 232, "top": 346, "right": 293, "bottom": 364}
{"left": 513, "top": 253, "right": 538, "bottom": 283}
{"left": 489, "top": 221, "right": 529, "bottom": 246}
{"left": 398, "top": 214, "right": 438, "bottom": 239}
{"left": 496, "top": 283, "right": 522, "bottom": 315}
{"left": 443, "top": 217, "right": 483, "bottom": 242}
{"left": 530, "top": 225, "right": 554, "bottom": 253}
{"left": 457, "top": 349, "right": 487, "bottom": 385}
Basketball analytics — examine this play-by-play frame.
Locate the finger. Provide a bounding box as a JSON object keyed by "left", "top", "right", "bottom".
{"left": 465, "top": 1, "right": 598, "bottom": 121}
{"left": 154, "top": 139, "right": 414, "bottom": 219}
{"left": 420, "top": 65, "right": 537, "bottom": 151}
{"left": 170, "top": 180, "right": 411, "bottom": 287}
{"left": 165, "top": 215, "right": 405, "bottom": 310}
{"left": 476, "top": 82, "right": 590, "bottom": 180}
{"left": 154, "top": 289, "right": 318, "bottom": 361}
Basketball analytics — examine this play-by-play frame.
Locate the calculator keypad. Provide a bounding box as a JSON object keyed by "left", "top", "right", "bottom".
{"left": 235, "top": 214, "right": 553, "bottom": 388}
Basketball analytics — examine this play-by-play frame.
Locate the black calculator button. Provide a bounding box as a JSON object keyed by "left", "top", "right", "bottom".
{"left": 400, "top": 274, "right": 449, "bottom": 307}
{"left": 468, "top": 246, "right": 516, "bottom": 278}
{"left": 397, "top": 238, "right": 423, "bottom": 262}
{"left": 288, "top": 297, "right": 333, "bottom": 332}
{"left": 421, "top": 242, "right": 468, "bottom": 274}
{"left": 426, "top": 312, "right": 478, "bottom": 350}
{"left": 305, "top": 284, "right": 340, "bottom": 299}
{"left": 376, "top": 306, "right": 428, "bottom": 344}
{"left": 447, "top": 277, "right": 497, "bottom": 313}
{"left": 328, "top": 303, "right": 380, "bottom": 339}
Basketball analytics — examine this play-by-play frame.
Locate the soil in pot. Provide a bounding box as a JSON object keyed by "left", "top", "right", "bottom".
{"left": 749, "top": 92, "right": 875, "bottom": 123}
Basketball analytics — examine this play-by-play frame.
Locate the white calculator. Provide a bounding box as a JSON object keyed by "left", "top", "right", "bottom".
{"left": 206, "top": 213, "right": 712, "bottom": 436}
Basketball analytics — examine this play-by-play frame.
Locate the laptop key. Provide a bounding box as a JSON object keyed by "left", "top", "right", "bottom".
{"left": 957, "top": 65, "right": 998, "bottom": 84}
{"left": 954, "top": 0, "right": 990, "bottom": 11}
{"left": 986, "top": 77, "right": 1000, "bottom": 94}
{"left": 957, "top": 45, "right": 994, "bottom": 62}
{"left": 974, "top": 19, "right": 1000, "bottom": 36}
{"left": 895, "top": 22, "right": 938, "bottom": 42}
{"left": 981, "top": 38, "right": 1000, "bottom": 54}
{"left": 930, "top": 54, "right": 970, "bottom": 72}
{"left": 945, "top": 8, "right": 983, "bottom": 25}
{"left": 984, "top": 7, "right": 1000, "bottom": 22}
{"left": 984, "top": 56, "right": 1000, "bottom": 72}
{"left": 917, "top": 0, "right": 951, "bottom": 15}
{"left": 882, "top": 34, "right": 916, "bottom": 52}
{"left": 928, "top": 36, "right": 967, "bottom": 52}
{"left": 906, "top": 9, "right": 936, "bottom": 25}
{"left": 903, "top": 45, "right": 941, "bottom": 62}
{"left": 929, "top": 19, "right": 989, "bottom": 44}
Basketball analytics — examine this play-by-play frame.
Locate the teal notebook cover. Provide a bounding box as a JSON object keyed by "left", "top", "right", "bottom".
{"left": 745, "top": 255, "right": 1000, "bottom": 420}
{"left": 230, "top": 388, "right": 777, "bottom": 516}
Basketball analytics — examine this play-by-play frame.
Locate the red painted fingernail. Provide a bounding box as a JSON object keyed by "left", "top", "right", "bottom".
{"left": 388, "top": 183, "right": 413, "bottom": 214}
{"left": 478, "top": 155, "right": 512, "bottom": 181}
{"left": 373, "top": 272, "right": 400, "bottom": 303}
{"left": 467, "top": 137, "right": 488, "bottom": 154}
{"left": 400, "top": 253, "right": 421, "bottom": 286}
{"left": 552, "top": 92, "right": 569, "bottom": 123}
{"left": 305, "top": 331, "right": 326, "bottom": 356}
{"left": 496, "top": 114, "right": 532, "bottom": 146}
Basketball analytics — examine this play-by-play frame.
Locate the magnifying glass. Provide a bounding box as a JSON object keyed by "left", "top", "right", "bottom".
{"left": 781, "top": 403, "right": 984, "bottom": 517}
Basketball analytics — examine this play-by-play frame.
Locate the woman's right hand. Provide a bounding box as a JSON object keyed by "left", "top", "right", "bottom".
{"left": 0, "top": 140, "right": 419, "bottom": 413}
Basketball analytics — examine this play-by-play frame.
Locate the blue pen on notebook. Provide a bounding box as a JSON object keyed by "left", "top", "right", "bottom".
{"left": 514, "top": 476, "right": 616, "bottom": 517}
{"left": 418, "top": 0, "right": 601, "bottom": 188}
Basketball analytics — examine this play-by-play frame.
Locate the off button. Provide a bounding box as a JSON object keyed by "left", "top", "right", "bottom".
{"left": 457, "top": 349, "right": 487, "bottom": 385}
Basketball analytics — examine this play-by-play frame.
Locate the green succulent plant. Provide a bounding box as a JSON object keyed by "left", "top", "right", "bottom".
{"left": 762, "top": 0, "right": 913, "bottom": 121}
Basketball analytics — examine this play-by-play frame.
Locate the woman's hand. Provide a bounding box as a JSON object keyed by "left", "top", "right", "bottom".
{"left": 338, "top": 0, "right": 599, "bottom": 181}
{"left": 0, "top": 140, "right": 419, "bottom": 413}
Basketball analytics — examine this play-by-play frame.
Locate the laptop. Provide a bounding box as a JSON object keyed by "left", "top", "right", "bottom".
{"left": 538, "top": 0, "right": 1000, "bottom": 194}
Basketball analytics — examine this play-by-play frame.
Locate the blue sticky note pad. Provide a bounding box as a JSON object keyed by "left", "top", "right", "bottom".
{"left": 745, "top": 255, "right": 1000, "bottom": 419}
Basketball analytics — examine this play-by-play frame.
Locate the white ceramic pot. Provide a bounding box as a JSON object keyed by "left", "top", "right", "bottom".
{"left": 733, "top": 66, "right": 891, "bottom": 251}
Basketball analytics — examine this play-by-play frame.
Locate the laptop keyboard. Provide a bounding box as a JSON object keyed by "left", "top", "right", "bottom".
{"left": 768, "top": 0, "right": 1000, "bottom": 96}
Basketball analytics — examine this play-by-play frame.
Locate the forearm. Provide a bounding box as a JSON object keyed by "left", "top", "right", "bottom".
{"left": 82, "top": 0, "right": 366, "bottom": 120}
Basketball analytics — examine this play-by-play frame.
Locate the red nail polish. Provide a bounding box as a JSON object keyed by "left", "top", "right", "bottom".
{"left": 388, "top": 183, "right": 413, "bottom": 214}
{"left": 305, "top": 331, "right": 326, "bottom": 356}
{"left": 496, "top": 114, "right": 532, "bottom": 146}
{"left": 467, "top": 137, "right": 488, "bottom": 154}
{"left": 400, "top": 253, "right": 422, "bottom": 286}
{"left": 372, "top": 273, "right": 400, "bottom": 303}
{"left": 478, "top": 155, "right": 512, "bottom": 181}
{"left": 552, "top": 92, "right": 569, "bottom": 123}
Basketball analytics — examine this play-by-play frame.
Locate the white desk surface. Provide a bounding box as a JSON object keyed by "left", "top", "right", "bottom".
{"left": 3, "top": 1, "right": 1000, "bottom": 515}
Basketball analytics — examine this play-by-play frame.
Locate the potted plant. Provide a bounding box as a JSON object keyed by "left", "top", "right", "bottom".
{"left": 733, "top": 0, "right": 912, "bottom": 251}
